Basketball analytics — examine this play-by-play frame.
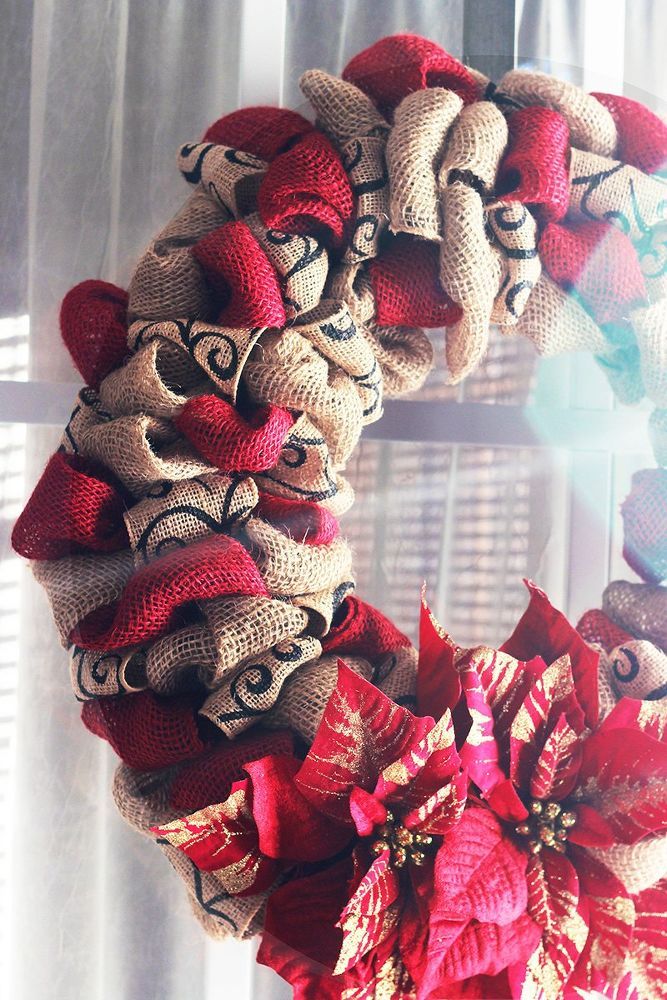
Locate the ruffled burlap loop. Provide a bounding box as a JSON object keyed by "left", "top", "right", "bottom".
{"left": 325, "top": 261, "right": 376, "bottom": 326}
{"left": 128, "top": 189, "right": 229, "bottom": 320}
{"left": 497, "top": 69, "right": 617, "bottom": 156}
{"left": 245, "top": 212, "right": 328, "bottom": 320}
{"left": 98, "top": 339, "right": 206, "bottom": 418}
{"left": 603, "top": 579, "right": 667, "bottom": 652}
{"left": 69, "top": 645, "right": 148, "bottom": 701}
{"left": 32, "top": 549, "right": 134, "bottom": 646}
{"left": 143, "top": 624, "right": 217, "bottom": 694}
{"left": 650, "top": 408, "right": 667, "bottom": 467}
{"left": 637, "top": 221, "right": 667, "bottom": 304}
{"left": 341, "top": 136, "right": 390, "bottom": 262}
{"left": 112, "top": 762, "right": 178, "bottom": 833}
{"left": 255, "top": 413, "right": 355, "bottom": 515}
{"left": 75, "top": 412, "right": 214, "bottom": 496}
{"left": 439, "top": 180, "right": 503, "bottom": 382}
{"left": 245, "top": 517, "right": 353, "bottom": 597}
{"left": 128, "top": 318, "right": 263, "bottom": 403}
{"left": 371, "top": 644, "right": 418, "bottom": 707}
{"left": 243, "top": 329, "right": 364, "bottom": 467}
{"left": 299, "top": 68, "right": 389, "bottom": 145}
{"left": 362, "top": 324, "right": 434, "bottom": 398}
{"left": 60, "top": 389, "right": 112, "bottom": 456}
{"left": 632, "top": 299, "right": 667, "bottom": 406}
{"left": 487, "top": 202, "right": 541, "bottom": 324}
{"left": 266, "top": 652, "right": 374, "bottom": 742}
{"left": 200, "top": 635, "right": 322, "bottom": 737}
{"left": 603, "top": 639, "right": 667, "bottom": 701}
{"left": 387, "top": 88, "right": 463, "bottom": 240}
{"left": 587, "top": 834, "right": 667, "bottom": 895}
{"left": 569, "top": 148, "right": 667, "bottom": 240}
{"left": 621, "top": 467, "right": 667, "bottom": 584}
{"left": 439, "top": 100, "right": 508, "bottom": 192}
{"left": 177, "top": 142, "right": 266, "bottom": 218}
{"left": 292, "top": 581, "right": 355, "bottom": 638}
{"left": 501, "top": 273, "right": 608, "bottom": 356}
{"left": 124, "top": 474, "right": 258, "bottom": 565}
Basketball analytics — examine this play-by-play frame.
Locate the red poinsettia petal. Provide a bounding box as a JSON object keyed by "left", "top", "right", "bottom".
{"left": 349, "top": 786, "right": 388, "bottom": 837}
{"left": 567, "top": 803, "right": 616, "bottom": 848}
{"left": 403, "top": 768, "right": 468, "bottom": 835}
{"left": 502, "top": 581, "right": 600, "bottom": 728}
{"left": 530, "top": 712, "right": 584, "bottom": 801}
{"left": 627, "top": 879, "right": 667, "bottom": 999}
{"left": 374, "top": 709, "right": 461, "bottom": 806}
{"left": 244, "top": 754, "right": 352, "bottom": 861}
{"left": 486, "top": 778, "right": 530, "bottom": 823}
{"left": 152, "top": 782, "right": 277, "bottom": 896}
{"left": 510, "top": 656, "right": 585, "bottom": 794}
{"left": 424, "top": 970, "right": 515, "bottom": 999}
{"left": 335, "top": 854, "right": 401, "bottom": 974}
{"left": 523, "top": 848, "right": 589, "bottom": 999}
{"left": 457, "top": 659, "right": 506, "bottom": 797}
{"left": 601, "top": 696, "right": 667, "bottom": 743}
{"left": 296, "top": 662, "right": 435, "bottom": 823}
{"left": 417, "top": 592, "right": 460, "bottom": 719}
{"left": 576, "top": 726, "right": 667, "bottom": 843}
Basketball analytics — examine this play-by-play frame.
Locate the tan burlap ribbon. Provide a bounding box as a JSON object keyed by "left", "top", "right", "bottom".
{"left": 632, "top": 299, "right": 667, "bottom": 407}
{"left": 98, "top": 339, "right": 208, "bottom": 419}
{"left": 440, "top": 100, "right": 508, "bottom": 192}
{"left": 387, "top": 88, "right": 463, "bottom": 240}
{"left": 501, "top": 273, "right": 608, "bottom": 356}
{"left": 497, "top": 69, "right": 617, "bottom": 156}
{"left": 245, "top": 518, "right": 353, "bottom": 597}
{"left": 299, "top": 68, "right": 389, "bottom": 145}
{"left": 587, "top": 834, "right": 667, "bottom": 895}
{"left": 69, "top": 645, "right": 148, "bottom": 701}
{"left": 292, "top": 581, "right": 354, "bottom": 637}
{"left": 488, "top": 202, "right": 541, "bottom": 325}
{"left": 342, "top": 135, "right": 390, "bottom": 263}
{"left": 245, "top": 211, "right": 328, "bottom": 320}
{"left": 603, "top": 580, "right": 667, "bottom": 651}
{"left": 177, "top": 142, "right": 266, "bottom": 219}
{"left": 60, "top": 389, "right": 111, "bottom": 456}
{"left": 569, "top": 148, "right": 667, "bottom": 240}
{"left": 362, "top": 324, "right": 434, "bottom": 398}
{"left": 326, "top": 261, "right": 377, "bottom": 326}
{"left": 601, "top": 638, "right": 667, "bottom": 702}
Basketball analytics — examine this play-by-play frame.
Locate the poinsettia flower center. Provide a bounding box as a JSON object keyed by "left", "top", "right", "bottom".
{"left": 514, "top": 798, "right": 577, "bottom": 855}
{"left": 369, "top": 810, "right": 436, "bottom": 869}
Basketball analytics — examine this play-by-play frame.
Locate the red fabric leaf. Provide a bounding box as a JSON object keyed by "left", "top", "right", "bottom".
{"left": 369, "top": 235, "right": 462, "bottom": 329}
{"left": 153, "top": 782, "right": 278, "bottom": 895}
{"left": 60, "top": 279, "right": 129, "bottom": 388}
{"left": 175, "top": 396, "right": 293, "bottom": 472}
{"left": 11, "top": 452, "right": 128, "bottom": 560}
{"left": 627, "top": 879, "right": 667, "bottom": 998}
{"left": 203, "top": 106, "right": 313, "bottom": 160}
{"left": 71, "top": 535, "right": 268, "bottom": 649}
{"left": 403, "top": 768, "right": 468, "bottom": 835}
{"left": 191, "top": 221, "right": 287, "bottom": 328}
{"left": 373, "top": 710, "right": 461, "bottom": 808}
{"left": 295, "top": 663, "right": 434, "bottom": 822}
{"left": 570, "top": 848, "right": 635, "bottom": 987}
{"left": 342, "top": 34, "right": 480, "bottom": 115}
{"left": 349, "top": 786, "right": 388, "bottom": 837}
{"left": 592, "top": 92, "right": 667, "bottom": 175}
{"left": 567, "top": 803, "right": 616, "bottom": 849}
{"left": 417, "top": 593, "right": 460, "bottom": 719}
{"left": 244, "top": 754, "right": 351, "bottom": 862}
{"left": 496, "top": 107, "right": 571, "bottom": 223}
{"left": 576, "top": 725, "right": 667, "bottom": 843}
{"left": 530, "top": 713, "right": 583, "bottom": 801}
{"left": 322, "top": 596, "right": 410, "bottom": 662}
{"left": 256, "top": 492, "right": 339, "bottom": 545}
{"left": 457, "top": 658, "right": 506, "bottom": 797}
{"left": 502, "top": 581, "right": 600, "bottom": 728}
{"left": 599, "top": 696, "right": 667, "bottom": 743}
{"left": 336, "top": 854, "right": 400, "bottom": 973}
{"left": 258, "top": 132, "right": 354, "bottom": 249}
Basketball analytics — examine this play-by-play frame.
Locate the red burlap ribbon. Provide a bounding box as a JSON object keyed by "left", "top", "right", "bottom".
{"left": 204, "top": 106, "right": 314, "bottom": 160}
{"left": 592, "top": 91, "right": 667, "bottom": 175}
{"left": 370, "top": 235, "right": 462, "bottom": 328}
{"left": 255, "top": 493, "right": 339, "bottom": 546}
{"left": 60, "top": 280, "right": 129, "bottom": 388}
{"left": 322, "top": 595, "right": 411, "bottom": 660}
{"left": 175, "top": 397, "right": 294, "bottom": 472}
{"left": 496, "top": 106, "right": 570, "bottom": 222}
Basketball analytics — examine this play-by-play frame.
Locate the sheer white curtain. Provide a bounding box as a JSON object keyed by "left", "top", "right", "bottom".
{"left": 0, "top": 3, "right": 663, "bottom": 1000}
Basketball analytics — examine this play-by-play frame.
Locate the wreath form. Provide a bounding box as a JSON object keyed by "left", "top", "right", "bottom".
{"left": 12, "top": 33, "right": 667, "bottom": 999}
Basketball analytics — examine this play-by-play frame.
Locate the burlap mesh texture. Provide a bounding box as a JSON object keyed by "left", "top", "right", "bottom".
{"left": 177, "top": 142, "right": 267, "bottom": 219}
{"left": 639, "top": 222, "right": 667, "bottom": 305}
{"left": 439, "top": 100, "right": 508, "bottom": 192}
{"left": 501, "top": 273, "right": 608, "bottom": 356}
{"left": 297, "top": 298, "right": 382, "bottom": 422}
{"left": 292, "top": 580, "right": 355, "bottom": 638}
{"left": 588, "top": 834, "right": 667, "bottom": 895}
{"left": 98, "top": 338, "right": 208, "bottom": 419}
{"left": 60, "top": 388, "right": 112, "bottom": 457}
{"left": 325, "top": 261, "right": 376, "bottom": 326}
{"left": 113, "top": 762, "right": 179, "bottom": 833}
{"left": 361, "top": 323, "right": 433, "bottom": 398}
{"left": 569, "top": 148, "right": 667, "bottom": 241}
{"left": 386, "top": 87, "right": 463, "bottom": 240}
{"left": 60, "top": 280, "right": 130, "bottom": 389}
{"left": 592, "top": 90, "right": 667, "bottom": 175}
{"left": 145, "top": 596, "right": 309, "bottom": 694}
{"left": 245, "top": 212, "right": 328, "bottom": 320}
{"left": 439, "top": 180, "right": 503, "bottom": 383}
{"left": 650, "top": 408, "right": 667, "bottom": 466}
{"left": 602, "top": 639, "right": 667, "bottom": 701}
{"left": 497, "top": 69, "right": 617, "bottom": 157}
{"left": 621, "top": 467, "right": 667, "bottom": 584}
{"left": 487, "top": 202, "right": 541, "bottom": 325}
{"left": 200, "top": 635, "right": 322, "bottom": 737}
{"left": 632, "top": 299, "right": 667, "bottom": 406}
{"left": 496, "top": 106, "right": 570, "bottom": 223}
{"left": 74, "top": 412, "right": 214, "bottom": 496}
{"left": 33, "top": 549, "right": 134, "bottom": 646}
{"left": 204, "top": 106, "right": 313, "bottom": 161}
{"left": 245, "top": 517, "right": 353, "bottom": 598}
{"left": 128, "top": 319, "right": 263, "bottom": 404}
{"left": 243, "top": 329, "right": 364, "bottom": 468}
{"left": 128, "top": 188, "right": 229, "bottom": 321}
{"left": 69, "top": 645, "right": 148, "bottom": 701}
{"left": 371, "top": 645, "right": 418, "bottom": 706}
{"left": 299, "top": 69, "right": 389, "bottom": 145}
{"left": 124, "top": 473, "right": 258, "bottom": 565}
{"left": 603, "top": 580, "right": 667, "bottom": 652}
{"left": 341, "top": 135, "right": 390, "bottom": 263}
{"left": 255, "top": 413, "right": 354, "bottom": 516}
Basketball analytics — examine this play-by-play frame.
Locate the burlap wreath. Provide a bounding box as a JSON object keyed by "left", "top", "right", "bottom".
{"left": 11, "top": 31, "right": 667, "bottom": 999}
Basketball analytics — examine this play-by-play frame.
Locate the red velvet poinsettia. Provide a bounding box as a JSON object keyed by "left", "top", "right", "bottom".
{"left": 418, "top": 581, "right": 667, "bottom": 999}
{"left": 155, "top": 664, "right": 540, "bottom": 998}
